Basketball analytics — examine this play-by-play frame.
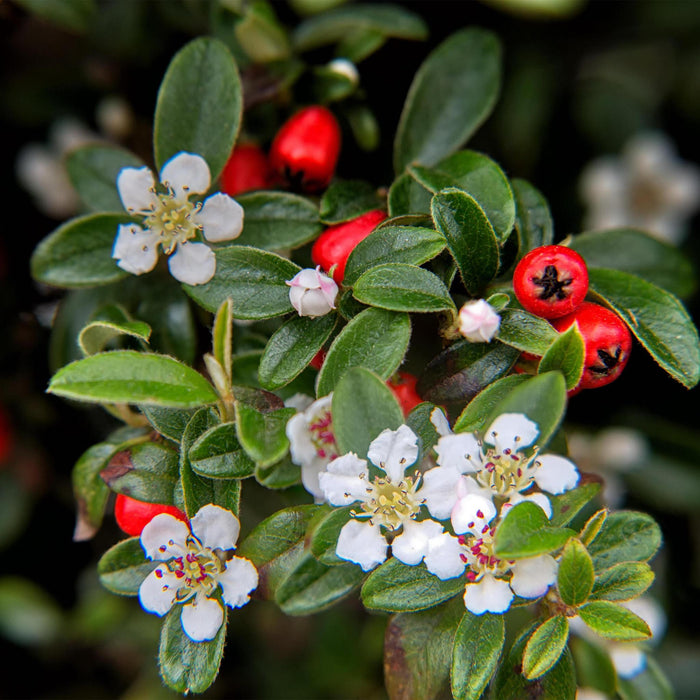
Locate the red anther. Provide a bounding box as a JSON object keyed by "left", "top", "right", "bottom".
{"left": 174, "top": 570, "right": 185, "bottom": 578}
{"left": 476, "top": 510, "right": 484, "bottom": 519}
{"left": 482, "top": 524, "right": 489, "bottom": 534}
{"left": 460, "top": 553, "right": 468, "bottom": 562}
{"left": 387, "top": 371, "right": 422, "bottom": 417}
{"left": 114, "top": 494, "right": 188, "bottom": 537}
{"left": 467, "top": 571, "right": 477, "bottom": 581}
{"left": 220, "top": 143, "right": 271, "bottom": 196}
{"left": 513, "top": 245, "right": 589, "bottom": 319}
{"left": 311, "top": 209, "right": 387, "bottom": 283}
{"left": 155, "top": 569, "right": 163, "bottom": 579}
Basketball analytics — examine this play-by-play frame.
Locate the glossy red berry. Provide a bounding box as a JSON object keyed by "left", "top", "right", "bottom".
{"left": 387, "top": 372, "right": 422, "bottom": 416}
{"left": 513, "top": 245, "right": 589, "bottom": 319}
{"left": 114, "top": 494, "right": 188, "bottom": 537}
{"left": 220, "top": 143, "right": 271, "bottom": 196}
{"left": 311, "top": 209, "right": 387, "bottom": 283}
{"left": 269, "top": 106, "right": 341, "bottom": 192}
{"left": 551, "top": 301, "right": 632, "bottom": 390}
{"left": 310, "top": 349, "right": 327, "bottom": 370}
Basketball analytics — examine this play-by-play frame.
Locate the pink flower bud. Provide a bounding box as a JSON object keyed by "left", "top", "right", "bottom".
{"left": 458, "top": 299, "right": 500, "bottom": 342}
{"left": 286, "top": 266, "right": 338, "bottom": 317}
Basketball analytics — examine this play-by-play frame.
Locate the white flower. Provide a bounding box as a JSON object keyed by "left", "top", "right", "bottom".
{"left": 421, "top": 409, "right": 579, "bottom": 520}
{"left": 458, "top": 299, "right": 501, "bottom": 343}
{"left": 113, "top": 152, "right": 244, "bottom": 285}
{"left": 315, "top": 425, "right": 448, "bottom": 572}
{"left": 327, "top": 58, "right": 360, "bottom": 86}
{"left": 286, "top": 267, "right": 338, "bottom": 317}
{"left": 285, "top": 394, "right": 339, "bottom": 501}
{"left": 580, "top": 132, "right": 700, "bottom": 244}
{"left": 138, "top": 504, "right": 258, "bottom": 642}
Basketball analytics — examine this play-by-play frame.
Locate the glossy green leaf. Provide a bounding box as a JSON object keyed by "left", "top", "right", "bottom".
{"left": 578, "top": 601, "right": 651, "bottom": 641}
{"left": 48, "top": 351, "right": 218, "bottom": 407}
{"left": 332, "top": 367, "right": 403, "bottom": 458}
{"left": 588, "top": 268, "right": 700, "bottom": 389}
{"left": 141, "top": 406, "right": 196, "bottom": 443}
{"left": 154, "top": 37, "right": 241, "bottom": 179}
{"left": 319, "top": 180, "right": 383, "bottom": 224}
{"left": 335, "top": 28, "right": 385, "bottom": 63}
{"left": 579, "top": 509, "right": 608, "bottom": 546}
{"left": 394, "top": 28, "right": 501, "bottom": 173}
{"left": 590, "top": 562, "right": 654, "bottom": 602}
{"left": 388, "top": 173, "right": 433, "bottom": 217}
{"left": 538, "top": 324, "right": 585, "bottom": 390}
{"left": 189, "top": 422, "right": 255, "bottom": 478}
{"left": 344, "top": 226, "right": 445, "bottom": 286}
{"left": 97, "top": 537, "right": 154, "bottom": 596}
{"left": 549, "top": 482, "right": 601, "bottom": 527}
{"left": 406, "top": 402, "right": 442, "bottom": 458}
{"left": 31, "top": 213, "right": 132, "bottom": 288}
{"left": 570, "top": 636, "right": 617, "bottom": 696}
{"left": 308, "top": 506, "right": 352, "bottom": 566}
{"left": 184, "top": 246, "right": 299, "bottom": 318}
{"left": 236, "top": 402, "right": 294, "bottom": 468}
{"left": 317, "top": 308, "right": 410, "bottom": 396}
{"left": 431, "top": 188, "right": 499, "bottom": 295}
{"left": 78, "top": 305, "right": 151, "bottom": 356}
{"left": 587, "top": 511, "right": 662, "bottom": 570}
{"left": 522, "top": 615, "right": 569, "bottom": 680}
{"left": 496, "top": 308, "right": 560, "bottom": 356}
{"left": 353, "top": 263, "right": 456, "bottom": 313}
{"left": 451, "top": 612, "right": 504, "bottom": 700}
{"left": 512, "top": 178, "right": 554, "bottom": 259}
{"left": 258, "top": 314, "right": 336, "bottom": 390}
{"left": 557, "top": 539, "right": 594, "bottom": 606}
{"left": 212, "top": 298, "right": 233, "bottom": 381}
{"left": 255, "top": 455, "right": 301, "bottom": 489}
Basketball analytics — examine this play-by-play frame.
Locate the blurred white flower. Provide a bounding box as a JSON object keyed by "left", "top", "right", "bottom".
{"left": 580, "top": 132, "right": 700, "bottom": 244}
{"left": 286, "top": 267, "right": 338, "bottom": 317}
{"left": 458, "top": 299, "right": 501, "bottom": 343}
{"left": 95, "top": 96, "right": 134, "bottom": 141}
{"left": 327, "top": 58, "right": 360, "bottom": 86}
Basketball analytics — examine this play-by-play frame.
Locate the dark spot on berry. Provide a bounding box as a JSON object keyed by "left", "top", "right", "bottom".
{"left": 589, "top": 347, "right": 622, "bottom": 375}
{"left": 531, "top": 265, "right": 573, "bottom": 301}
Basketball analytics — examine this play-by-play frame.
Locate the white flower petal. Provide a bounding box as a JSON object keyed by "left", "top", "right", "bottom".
{"left": 284, "top": 393, "right": 314, "bottom": 412}
{"left": 180, "top": 595, "right": 224, "bottom": 642}
{"left": 430, "top": 407, "right": 452, "bottom": 437}
{"left": 140, "top": 513, "right": 189, "bottom": 560}
{"left": 458, "top": 476, "right": 498, "bottom": 502}
{"left": 506, "top": 492, "right": 552, "bottom": 519}
{"left": 219, "top": 556, "right": 258, "bottom": 608}
{"left": 117, "top": 166, "right": 158, "bottom": 213}
{"left": 424, "top": 532, "right": 467, "bottom": 580}
{"left": 168, "top": 241, "right": 216, "bottom": 285}
{"left": 112, "top": 224, "right": 160, "bottom": 275}
{"left": 196, "top": 193, "right": 244, "bottom": 242}
{"left": 458, "top": 299, "right": 501, "bottom": 343}
{"left": 190, "top": 504, "right": 240, "bottom": 551}
{"left": 510, "top": 554, "right": 558, "bottom": 599}
{"left": 464, "top": 574, "right": 513, "bottom": 615}
{"left": 580, "top": 159, "right": 626, "bottom": 205}
{"left": 286, "top": 412, "right": 319, "bottom": 466}
{"left": 420, "top": 466, "right": 463, "bottom": 520}
{"left": 609, "top": 645, "right": 646, "bottom": 679}
{"left": 435, "top": 433, "right": 483, "bottom": 473}
{"left": 301, "top": 457, "right": 329, "bottom": 502}
{"left": 160, "top": 152, "right": 210, "bottom": 199}
{"left": 484, "top": 413, "right": 539, "bottom": 453}
{"left": 318, "top": 453, "right": 368, "bottom": 506}
{"left": 335, "top": 519, "right": 388, "bottom": 571}
{"left": 367, "top": 425, "right": 419, "bottom": 483}
{"left": 289, "top": 287, "right": 336, "bottom": 317}
{"left": 391, "top": 519, "right": 444, "bottom": 566}
{"left": 138, "top": 567, "right": 179, "bottom": 616}
{"left": 451, "top": 494, "right": 496, "bottom": 536}
{"left": 534, "top": 454, "right": 579, "bottom": 495}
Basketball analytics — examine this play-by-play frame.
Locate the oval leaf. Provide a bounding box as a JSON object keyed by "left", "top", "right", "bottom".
{"left": 497, "top": 308, "right": 560, "bottom": 356}
{"left": 587, "top": 511, "right": 662, "bottom": 570}
{"left": 319, "top": 180, "right": 383, "bottom": 224}
{"left": 512, "top": 178, "right": 554, "bottom": 259}
{"left": 578, "top": 601, "right": 651, "bottom": 642}
{"left": 189, "top": 422, "right": 255, "bottom": 478}
{"left": 590, "top": 562, "right": 654, "bottom": 602}
{"left": 538, "top": 324, "right": 585, "bottom": 390}
{"left": 97, "top": 537, "right": 154, "bottom": 596}
{"left": 522, "top": 615, "right": 569, "bottom": 680}
{"left": 557, "top": 539, "right": 594, "bottom": 607}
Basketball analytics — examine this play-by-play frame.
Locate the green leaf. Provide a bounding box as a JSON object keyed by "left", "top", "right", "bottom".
{"left": 343, "top": 226, "right": 445, "bottom": 286}
{"left": 78, "top": 306, "right": 151, "bottom": 356}
{"left": 523, "top": 615, "right": 569, "bottom": 680}
{"left": 570, "top": 228, "right": 696, "bottom": 299}
{"left": 431, "top": 188, "right": 499, "bottom": 296}
{"left": 141, "top": 406, "right": 196, "bottom": 443}
{"left": 579, "top": 508, "right": 608, "bottom": 546}
{"left": 590, "top": 562, "right": 654, "bottom": 602}
{"left": 66, "top": 145, "right": 145, "bottom": 213}
{"left": 100, "top": 441, "right": 180, "bottom": 504}
{"left": 353, "top": 263, "right": 456, "bottom": 313}
{"left": 587, "top": 511, "right": 662, "bottom": 570}
{"left": 388, "top": 173, "right": 433, "bottom": 217}
{"left": 158, "top": 605, "right": 226, "bottom": 694}
{"left": 293, "top": 4, "right": 427, "bottom": 52}
{"left": 332, "top": 367, "right": 404, "bottom": 458}
{"left": 189, "top": 422, "right": 255, "bottom": 478}
{"left": 97, "top": 537, "right": 155, "bottom": 596}
{"left": 255, "top": 454, "right": 301, "bottom": 489}
{"left": 212, "top": 298, "right": 233, "bottom": 381}
{"left": 31, "top": 213, "right": 132, "bottom": 288}
{"left": 394, "top": 28, "right": 501, "bottom": 173}
{"left": 14, "top": 0, "right": 95, "bottom": 32}
{"left": 258, "top": 314, "right": 336, "bottom": 390}
{"left": 496, "top": 308, "right": 560, "bottom": 356}
{"left": 512, "top": 179, "right": 554, "bottom": 260}
{"left": 618, "top": 656, "right": 674, "bottom": 700}
{"left": 335, "top": 28, "right": 385, "bottom": 64}
{"left": 451, "top": 612, "right": 505, "bottom": 700}
{"left": 409, "top": 150, "right": 515, "bottom": 241}
{"left": 549, "top": 482, "right": 602, "bottom": 527}
{"left": 406, "top": 402, "right": 442, "bottom": 458}
{"left": 588, "top": 268, "right": 700, "bottom": 389}
{"left": 570, "top": 636, "right": 616, "bottom": 696}
{"left": 578, "top": 601, "right": 651, "bottom": 642}
{"left": 317, "top": 308, "right": 410, "bottom": 396}
{"left": 48, "top": 351, "right": 218, "bottom": 407}
{"left": 453, "top": 374, "right": 530, "bottom": 433}
{"left": 184, "top": 246, "right": 299, "bottom": 318}
{"left": 385, "top": 599, "right": 463, "bottom": 700}
{"left": 234, "top": 191, "right": 322, "bottom": 250}
{"left": 494, "top": 501, "right": 574, "bottom": 559}
{"left": 362, "top": 559, "right": 465, "bottom": 612}
{"left": 557, "top": 540, "right": 594, "bottom": 606}
{"left": 236, "top": 402, "right": 295, "bottom": 468}
{"left": 319, "top": 180, "right": 383, "bottom": 224}
{"left": 0, "top": 577, "right": 63, "bottom": 647}
{"left": 538, "top": 325, "right": 585, "bottom": 390}
{"left": 72, "top": 442, "right": 118, "bottom": 540}
{"left": 234, "top": 1, "right": 290, "bottom": 62}
{"left": 308, "top": 506, "right": 352, "bottom": 565}
{"left": 154, "top": 37, "right": 241, "bottom": 179}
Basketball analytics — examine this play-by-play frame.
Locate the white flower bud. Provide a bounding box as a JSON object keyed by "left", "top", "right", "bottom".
{"left": 286, "top": 267, "right": 338, "bottom": 317}
{"left": 327, "top": 58, "right": 359, "bottom": 86}
{"left": 458, "top": 299, "right": 500, "bottom": 342}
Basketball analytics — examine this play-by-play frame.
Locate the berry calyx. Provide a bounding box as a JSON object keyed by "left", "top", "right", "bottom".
{"left": 269, "top": 106, "right": 341, "bottom": 192}
{"left": 551, "top": 301, "right": 632, "bottom": 390}
{"left": 513, "top": 245, "right": 589, "bottom": 319}
{"left": 311, "top": 209, "right": 387, "bottom": 283}
{"left": 220, "top": 143, "right": 271, "bottom": 196}
{"left": 114, "top": 494, "right": 188, "bottom": 537}
{"left": 387, "top": 371, "right": 422, "bottom": 416}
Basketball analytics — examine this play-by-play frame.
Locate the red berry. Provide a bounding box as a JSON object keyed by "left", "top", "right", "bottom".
{"left": 310, "top": 349, "right": 327, "bottom": 370}
{"left": 551, "top": 302, "right": 632, "bottom": 390}
{"left": 220, "top": 143, "right": 271, "bottom": 196}
{"left": 114, "top": 494, "right": 188, "bottom": 537}
{"left": 387, "top": 372, "right": 422, "bottom": 416}
{"left": 311, "top": 209, "right": 387, "bottom": 283}
{"left": 269, "top": 106, "right": 341, "bottom": 192}
{"left": 513, "top": 245, "right": 589, "bottom": 319}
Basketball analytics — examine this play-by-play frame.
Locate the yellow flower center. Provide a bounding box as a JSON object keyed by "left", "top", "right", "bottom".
{"left": 357, "top": 473, "right": 423, "bottom": 531}
{"left": 158, "top": 535, "right": 224, "bottom": 602}
{"left": 475, "top": 446, "right": 539, "bottom": 497}
{"left": 144, "top": 192, "right": 201, "bottom": 253}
